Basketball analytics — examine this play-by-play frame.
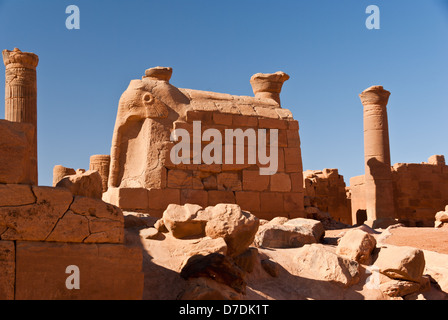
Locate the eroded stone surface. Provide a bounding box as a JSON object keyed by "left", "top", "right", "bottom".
{"left": 15, "top": 241, "right": 143, "bottom": 300}
{"left": 0, "top": 186, "right": 124, "bottom": 243}
{"left": 0, "top": 241, "right": 15, "bottom": 300}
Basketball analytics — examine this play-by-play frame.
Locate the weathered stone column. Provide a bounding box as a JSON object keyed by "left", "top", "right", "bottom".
{"left": 52, "top": 165, "right": 76, "bottom": 187}
{"left": 360, "top": 85, "right": 396, "bottom": 228}
{"left": 2, "top": 48, "right": 39, "bottom": 185}
{"left": 89, "top": 155, "right": 111, "bottom": 192}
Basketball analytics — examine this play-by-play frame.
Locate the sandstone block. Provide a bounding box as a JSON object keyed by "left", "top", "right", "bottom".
{"left": 284, "top": 192, "right": 304, "bottom": 217}
{"left": 167, "top": 170, "right": 193, "bottom": 189}
{"left": 15, "top": 241, "right": 143, "bottom": 300}
{"left": 235, "top": 191, "right": 260, "bottom": 214}
{"left": 162, "top": 204, "right": 207, "bottom": 239}
{"left": 204, "top": 204, "right": 259, "bottom": 257}
{"left": 0, "top": 186, "right": 73, "bottom": 241}
{"left": 148, "top": 188, "right": 180, "bottom": 210}
{"left": 295, "top": 244, "right": 360, "bottom": 287}
{"left": 270, "top": 173, "right": 292, "bottom": 192}
{"left": 180, "top": 189, "right": 208, "bottom": 208}
{"left": 208, "top": 190, "right": 235, "bottom": 206}
{"left": 260, "top": 192, "right": 284, "bottom": 213}
{"left": 217, "top": 173, "right": 242, "bottom": 191}
{"left": 374, "top": 246, "right": 425, "bottom": 283}
{"left": 0, "top": 241, "right": 15, "bottom": 300}
{"left": 56, "top": 170, "right": 103, "bottom": 199}
{"left": 336, "top": 229, "right": 377, "bottom": 264}
{"left": 242, "top": 170, "right": 269, "bottom": 192}
{"left": 379, "top": 279, "right": 422, "bottom": 298}
{"left": 213, "top": 112, "right": 233, "bottom": 126}
{"left": 254, "top": 217, "right": 323, "bottom": 248}
{"left": 0, "top": 186, "right": 124, "bottom": 243}
{"left": 0, "top": 120, "right": 35, "bottom": 185}
{"left": 0, "top": 184, "right": 35, "bottom": 207}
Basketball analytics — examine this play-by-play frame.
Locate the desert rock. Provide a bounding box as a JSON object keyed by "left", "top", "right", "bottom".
{"left": 294, "top": 244, "right": 360, "bottom": 287}
{"left": 374, "top": 245, "right": 425, "bottom": 283}
{"left": 336, "top": 229, "right": 377, "bottom": 264}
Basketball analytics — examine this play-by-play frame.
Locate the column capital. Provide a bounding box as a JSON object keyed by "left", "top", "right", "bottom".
{"left": 359, "top": 85, "right": 390, "bottom": 107}
{"left": 2, "top": 48, "right": 39, "bottom": 69}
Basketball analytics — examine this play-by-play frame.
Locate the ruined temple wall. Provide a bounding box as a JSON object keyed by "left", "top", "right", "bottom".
{"left": 392, "top": 161, "right": 448, "bottom": 226}
{"left": 106, "top": 107, "right": 305, "bottom": 220}
{"left": 303, "top": 169, "right": 352, "bottom": 225}
{"left": 349, "top": 156, "right": 448, "bottom": 227}
{"left": 103, "top": 68, "right": 305, "bottom": 220}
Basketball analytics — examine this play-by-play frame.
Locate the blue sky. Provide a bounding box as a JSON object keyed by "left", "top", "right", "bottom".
{"left": 1, "top": 0, "right": 447, "bottom": 187}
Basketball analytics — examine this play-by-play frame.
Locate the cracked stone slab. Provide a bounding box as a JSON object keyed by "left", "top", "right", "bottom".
{"left": 0, "top": 186, "right": 124, "bottom": 243}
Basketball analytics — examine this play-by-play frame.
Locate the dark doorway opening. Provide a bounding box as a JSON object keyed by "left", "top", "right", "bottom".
{"left": 356, "top": 209, "right": 367, "bottom": 225}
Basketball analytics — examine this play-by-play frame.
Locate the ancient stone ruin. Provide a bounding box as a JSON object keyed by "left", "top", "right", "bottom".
{"left": 1, "top": 48, "right": 448, "bottom": 301}
{"left": 0, "top": 49, "right": 143, "bottom": 300}
{"left": 101, "top": 67, "right": 305, "bottom": 220}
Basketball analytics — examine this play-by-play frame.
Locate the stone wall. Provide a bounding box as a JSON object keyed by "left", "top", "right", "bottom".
{"left": 0, "top": 118, "right": 143, "bottom": 300}
{"left": 103, "top": 68, "right": 305, "bottom": 220}
{"left": 349, "top": 155, "right": 448, "bottom": 227}
{"left": 303, "top": 169, "right": 352, "bottom": 225}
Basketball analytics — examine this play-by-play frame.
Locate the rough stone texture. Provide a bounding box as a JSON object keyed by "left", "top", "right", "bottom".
{"left": 180, "top": 253, "right": 246, "bottom": 294}
{"left": 254, "top": 217, "right": 323, "bottom": 248}
{"left": 89, "top": 155, "right": 111, "bottom": 192}
{"left": 0, "top": 185, "right": 124, "bottom": 243}
{"left": 0, "top": 120, "right": 35, "bottom": 185}
{"left": 336, "top": 229, "right": 377, "bottom": 264}
{"left": 294, "top": 244, "right": 360, "bottom": 287}
{"left": 0, "top": 240, "right": 14, "bottom": 300}
{"left": 15, "top": 241, "right": 143, "bottom": 300}
{"left": 204, "top": 204, "right": 259, "bottom": 257}
{"left": 162, "top": 203, "right": 207, "bottom": 239}
{"left": 53, "top": 165, "right": 76, "bottom": 187}
{"left": 0, "top": 184, "right": 35, "bottom": 207}
{"left": 374, "top": 245, "right": 425, "bottom": 283}
{"left": 56, "top": 170, "right": 103, "bottom": 199}
{"left": 303, "top": 169, "right": 352, "bottom": 225}
{"left": 379, "top": 278, "right": 423, "bottom": 298}
{"left": 103, "top": 67, "right": 304, "bottom": 220}
{"left": 3, "top": 48, "right": 39, "bottom": 185}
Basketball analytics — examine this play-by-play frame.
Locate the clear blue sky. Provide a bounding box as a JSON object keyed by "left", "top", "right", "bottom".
{"left": 1, "top": 0, "right": 447, "bottom": 187}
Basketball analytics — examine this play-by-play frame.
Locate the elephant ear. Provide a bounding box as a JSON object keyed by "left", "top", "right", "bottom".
{"left": 142, "top": 93, "right": 169, "bottom": 119}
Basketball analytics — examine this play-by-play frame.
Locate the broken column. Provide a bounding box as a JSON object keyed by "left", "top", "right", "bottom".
{"left": 359, "top": 86, "right": 396, "bottom": 228}
{"left": 89, "top": 155, "right": 111, "bottom": 192}
{"left": 250, "top": 71, "right": 290, "bottom": 105}
{"left": 2, "top": 48, "right": 39, "bottom": 185}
